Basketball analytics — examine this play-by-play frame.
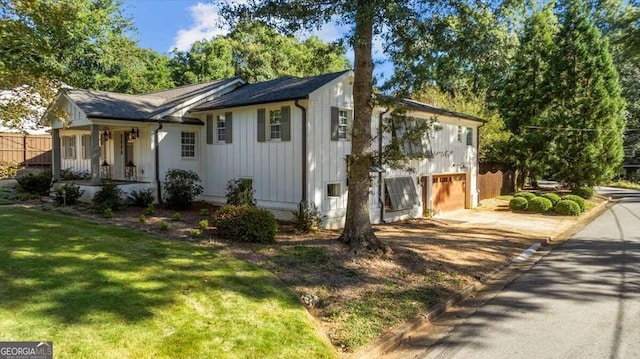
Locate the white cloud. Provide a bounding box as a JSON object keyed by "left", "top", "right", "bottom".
{"left": 169, "top": 3, "right": 230, "bottom": 52}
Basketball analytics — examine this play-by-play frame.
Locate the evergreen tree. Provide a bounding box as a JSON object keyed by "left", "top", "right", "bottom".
{"left": 546, "top": 0, "right": 626, "bottom": 186}
{"left": 498, "top": 3, "right": 559, "bottom": 187}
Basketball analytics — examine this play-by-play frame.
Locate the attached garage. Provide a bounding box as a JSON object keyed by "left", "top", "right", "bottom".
{"left": 423, "top": 174, "right": 467, "bottom": 213}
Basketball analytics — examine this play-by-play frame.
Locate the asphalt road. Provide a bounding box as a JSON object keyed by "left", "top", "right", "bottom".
{"left": 419, "top": 187, "right": 640, "bottom": 359}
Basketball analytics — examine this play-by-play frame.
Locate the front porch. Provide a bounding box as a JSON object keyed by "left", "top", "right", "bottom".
{"left": 52, "top": 123, "right": 153, "bottom": 185}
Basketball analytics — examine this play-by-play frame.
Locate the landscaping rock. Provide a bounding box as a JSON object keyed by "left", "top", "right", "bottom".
{"left": 301, "top": 294, "right": 320, "bottom": 308}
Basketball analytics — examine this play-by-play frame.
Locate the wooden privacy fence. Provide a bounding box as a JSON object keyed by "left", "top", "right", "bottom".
{"left": 0, "top": 133, "right": 52, "bottom": 166}
{"left": 478, "top": 168, "right": 516, "bottom": 200}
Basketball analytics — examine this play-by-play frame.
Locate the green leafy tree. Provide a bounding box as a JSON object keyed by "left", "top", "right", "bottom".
{"left": 0, "top": 0, "right": 173, "bottom": 129}
{"left": 386, "top": 1, "right": 517, "bottom": 98}
{"left": 169, "top": 21, "right": 350, "bottom": 85}
{"left": 546, "top": 0, "right": 626, "bottom": 186}
{"left": 169, "top": 37, "right": 235, "bottom": 85}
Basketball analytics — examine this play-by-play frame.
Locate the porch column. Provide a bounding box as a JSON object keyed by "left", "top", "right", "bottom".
{"left": 52, "top": 128, "right": 61, "bottom": 181}
{"left": 90, "top": 124, "right": 101, "bottom": 185}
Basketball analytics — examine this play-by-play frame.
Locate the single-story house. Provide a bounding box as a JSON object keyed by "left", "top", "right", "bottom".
{"left": 45, "top": 70, "right": 483, "bottom": 228}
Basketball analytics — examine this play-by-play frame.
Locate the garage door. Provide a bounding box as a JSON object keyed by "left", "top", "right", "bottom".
{"left": 426, "top": 174, "right": 467, "bottom": 212}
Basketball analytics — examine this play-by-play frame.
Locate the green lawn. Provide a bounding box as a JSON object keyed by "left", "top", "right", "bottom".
{"left": 609, "top": 180, "right": 640, "bottom": 190}
{"left": 0, "top": 207, "right": 335, "bottom": 358}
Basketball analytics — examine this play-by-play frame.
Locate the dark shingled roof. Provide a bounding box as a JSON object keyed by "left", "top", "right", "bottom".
{"left": 397, "top": 98, "right": 485, "bottom": 123}
{"left": 192, "top": 70, "right": 351, "bottom": 111}
{"left": 65, "top": 78, "right": 241, "bottom": 123}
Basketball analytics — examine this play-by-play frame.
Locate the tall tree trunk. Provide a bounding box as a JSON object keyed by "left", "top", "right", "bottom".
{"left": 339, "top": 1, "right": 388, "bottom": 256}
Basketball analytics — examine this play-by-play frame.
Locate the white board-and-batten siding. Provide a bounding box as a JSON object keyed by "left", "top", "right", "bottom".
{"left": 363, "top": 108, "right": 479, "bottom": 226}
{"left": 157, "top": 123, "right": 203, "bottom": 180}
{"left": 306, "top": 76, "right": 353, "bottom": 224}
{"left": 199, "top": 102, "right": 303, "bottom": 211}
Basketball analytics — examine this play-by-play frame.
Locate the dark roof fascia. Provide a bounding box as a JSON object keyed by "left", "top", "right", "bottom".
{"left": 87, "top": 115, "right": 204, "bottom": 126}
{"left": 190, "top": 95, "right": 309, "bottom": 112}
{"left": 397, "top": 99, "right": 485, "bottom": 123}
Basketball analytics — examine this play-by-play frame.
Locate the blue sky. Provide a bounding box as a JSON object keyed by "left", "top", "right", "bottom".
{"left": 124, "top": 0, "right": 348, "bottom": 54}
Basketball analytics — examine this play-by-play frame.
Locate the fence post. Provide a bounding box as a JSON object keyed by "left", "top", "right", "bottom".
{"left": 23, "top": 135, "right": 27, "bottom": 168}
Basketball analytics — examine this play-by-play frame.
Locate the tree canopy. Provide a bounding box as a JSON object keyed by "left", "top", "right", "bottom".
{"left": 169, "top": 21, "right": 350, "bottom": 86}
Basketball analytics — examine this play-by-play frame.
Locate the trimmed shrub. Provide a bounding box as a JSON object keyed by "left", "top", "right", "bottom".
{"left": 213, "top": 205, "right": 278, "bottom": 243}
{"left": 103, "top": 208, "right": 113, "bottom": 218}
{"left": 541, "top": 193, "right": 561, "bottom": 206}
{"left": 0, "top": 161, "right": 19, "bottom": 179}
{"left": 199, "top": 219, "right": 209, "bottom": 230}
{"left": 562, "top": 195, "right": 586, "bottom": 212}
{"left": 225, "top": 178, "right": 256, "bottom": 206}
{"left": 16, "top": 171, "right": 52, "bottom": 195}
{"left": 509, "top": 197, "right": 528, "bottom": 211}
{"left": 164, "top": 169, "right": 203, "bottom": 210}
{"left": 60, "top": 168, "right": 90, "bottom": 181}
{"left": 555, "top": 199, "right": 581, "bottom": 216}
{"left": 144, "top": 204, "right": 155, "bottom": 215}
{"left": 92, "top": 181, "right": 126, "bottom": 211}
{"left": 291, "top": 201, "right": 325, "bottom": 233}
{"left": 571, "top": 186, "right": 595, "bottom": 199}
{"left": 54, "top": 183, "right": 84, "bottom": 206}
{"left": 513, "top": 191, "right": 536, "bottom": 201}
{"left": 127, "top": 188, "right": 155, "bottom": 207}
{"left": 528, "top": 197, "right": 553, "bottom": 213}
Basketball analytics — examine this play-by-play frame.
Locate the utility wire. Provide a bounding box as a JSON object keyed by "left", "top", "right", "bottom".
{"left": 525, "top": 126, "right": 640, "bottom": 132}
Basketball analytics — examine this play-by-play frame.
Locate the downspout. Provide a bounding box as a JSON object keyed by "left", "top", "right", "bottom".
{"left": 154, "top": 122, "right": 163, "bottom": 203}
{"left": 378, "top": 107, "right": 390, "bottom": 224}
{"left": 476, "top": 121, "right": 485, "bottom": 204}
{"left": 294, "top": 100, "right": 307, "bottom": 204}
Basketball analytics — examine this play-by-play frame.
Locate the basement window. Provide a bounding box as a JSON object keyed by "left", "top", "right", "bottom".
{"left": 384, "top": 177, "right": 419, "bottom": 211}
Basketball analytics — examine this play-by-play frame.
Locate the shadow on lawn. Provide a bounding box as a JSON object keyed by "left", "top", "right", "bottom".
{"left": 0, "top": 208, "right": 297, "bottom": 325}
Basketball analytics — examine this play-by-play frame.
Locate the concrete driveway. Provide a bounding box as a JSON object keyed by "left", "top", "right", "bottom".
{"left": 434, "top": 197, "right": 606, "bottom": 240}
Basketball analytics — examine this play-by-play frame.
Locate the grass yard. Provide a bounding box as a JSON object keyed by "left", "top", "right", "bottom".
{"left": 609, "top": 180, "right": 640, "bottom": 190}
{"left": 0, "top": 207, "right": 335, "bottom": 359}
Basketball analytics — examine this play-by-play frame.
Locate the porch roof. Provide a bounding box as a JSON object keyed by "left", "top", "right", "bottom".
{"left": 64, "top": 77, "right": 241, "bottom": 123}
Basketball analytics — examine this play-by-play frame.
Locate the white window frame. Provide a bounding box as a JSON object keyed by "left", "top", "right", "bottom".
{"left": 269, "top": 109, "right": 282, "bottom": 141}
{"left": 338, "top": 110, "right": 348, "bottom": 140}
{"left": 81, "top": 134, "right": 92, "bottom": 159}
{"left": 327, "top": 183, "right": 342, "bottom": 198}
{"left": 62, "top": 135, "right": 76, "bottom": 160}
{"left": 217, "top": 115, "right": 226, "bottom": 143}
{"left": 181, "top": 131, "right": 196, "bottom": 158}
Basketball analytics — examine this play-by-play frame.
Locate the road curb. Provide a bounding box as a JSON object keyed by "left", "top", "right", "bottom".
{"left": 348, "top": 196, "right": 612, "bottom": 359}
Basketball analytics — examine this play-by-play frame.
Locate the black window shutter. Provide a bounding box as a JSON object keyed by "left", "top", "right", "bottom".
{"left": 257, "top": 108, "right": 266, "bottom": 142}
{"left": 281, "top": 106, "right": 291, "bottom": 141}
{"left": 206, "top": 114, "right": 213, "bottom": 144}
{"left": 225, "top": 112, "right": 233, "bottom": 143}
{"left": 330, "top": 106, "right": 339, "bottom": 141}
